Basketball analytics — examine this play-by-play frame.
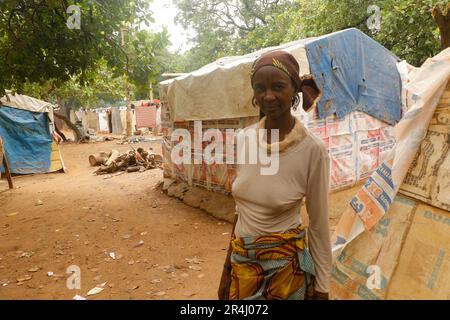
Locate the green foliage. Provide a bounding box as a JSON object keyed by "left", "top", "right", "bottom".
{"left": 286, "top": 0, "right": 447, "bottom": 66}
{"left": 21, "top": 58, "right": 127, "bottom": 110}
{"left": 0, "top": 0, "right": 149, "bottom": 92}
{"left": 373, "top": 0, "right": 443, "bottom": 66}
{"left": 285, "top": 0, "right": 373, "bottom": 39}
{"left": 127, "top": 28, "right": 173, "bottom": 99}
{"left": 3, "top": 0, "right": 448, "bottom": 105}
{"left": 0, "top": 0, "right": 174, "bottom": 107}
{"left": 174, "top": 0, "right": 296, "bottom": 71}
{"left": 175, "top": 0, "right": 449, "bottom": 70}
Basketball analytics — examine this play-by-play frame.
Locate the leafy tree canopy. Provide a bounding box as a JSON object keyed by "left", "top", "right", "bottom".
{"left": 175, "top": 0, "right": 450, "bottom": 71}
{"left": 174, "top": 0, "right": 296, "bottom": 70}
{"left": 0, "top": 0, "right": 173, "bottom": 100}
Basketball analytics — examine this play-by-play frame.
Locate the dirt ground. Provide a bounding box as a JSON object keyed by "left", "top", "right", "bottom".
{"left": 0, "top": 138, "right": 233, "bottom": 300}
{"left": 0, "top": 137, "right": 360, "bottom": 300}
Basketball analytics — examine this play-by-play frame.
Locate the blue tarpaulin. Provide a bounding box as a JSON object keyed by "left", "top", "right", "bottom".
{"left": 0, "top": 105, "right": 52, "bottom": 174}
{"left": 305, "top": 28, "right": 402, "bottom": 125}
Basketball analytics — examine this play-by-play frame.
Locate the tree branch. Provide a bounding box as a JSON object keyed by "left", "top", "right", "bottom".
{"left": 54, "top": 111, "right": 83, "bottom": 142}
{"left": 433, "top": 4, "right": 450, "bottom": 49}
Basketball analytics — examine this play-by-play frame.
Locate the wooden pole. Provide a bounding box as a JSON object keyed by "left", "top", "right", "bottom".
{"left": 121, "top": 27, "right": 133, "bottom": 137}
{"left": 3, "top": 154, "right": 13, "bottom": 189}
{"left": 149, "top": 81, "right": 154, "bottom": 101}
{"left": 0, "top": 138, "right": 13, "bottom": 189}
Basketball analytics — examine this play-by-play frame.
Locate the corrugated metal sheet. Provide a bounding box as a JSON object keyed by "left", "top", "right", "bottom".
{"left": 135, "top": 106, "right": 156, "bottom": 128}
{"left": 87, "top": 111, "right": 99, "bottom": 131}
{"left": 97, "top": 110, "right": 109, "bottom": 132}
{"left": 111, "top": 108, "right": 124, "bottom": 135}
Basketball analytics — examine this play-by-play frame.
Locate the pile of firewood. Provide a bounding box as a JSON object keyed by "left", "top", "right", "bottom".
{"left": 89, "top": 147, "right": 163, "bottom": 175}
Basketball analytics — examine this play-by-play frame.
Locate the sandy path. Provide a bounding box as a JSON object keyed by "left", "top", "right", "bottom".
{"left": 0, "top": 139, "right": 231, "bottom": 300}
{"left": 0, "top": 138, "right": 359, "bottom": 300}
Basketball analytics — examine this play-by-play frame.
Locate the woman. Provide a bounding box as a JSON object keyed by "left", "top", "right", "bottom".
{"left": 218, "top": 50, "right": 332, "bottom": 300}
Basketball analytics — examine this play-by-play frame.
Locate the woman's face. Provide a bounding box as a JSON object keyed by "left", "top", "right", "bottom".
{"left": 252, "top": 66, "right": 296, "bottom": 119}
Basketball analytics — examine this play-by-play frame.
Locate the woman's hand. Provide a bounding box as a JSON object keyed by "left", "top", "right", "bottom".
{"left": 312, "top": 290, "right": 329, "bottom": 300}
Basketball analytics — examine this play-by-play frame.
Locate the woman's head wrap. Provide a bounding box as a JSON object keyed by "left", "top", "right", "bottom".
{"left": 250, "top": 50, "right": 321, "bottom": 112}
{"left": 251, "top": 50, "right": 302, "bottom": 91}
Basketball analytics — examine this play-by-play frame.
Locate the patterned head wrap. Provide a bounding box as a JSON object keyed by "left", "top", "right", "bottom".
{"left": 251, "top": 50, "right": 321, "bottom": 112}
{"left": 251, "top": 50, "right": 302, "bottom": 91}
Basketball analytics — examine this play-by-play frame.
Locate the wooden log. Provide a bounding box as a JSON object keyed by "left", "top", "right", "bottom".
{"left": 88, "top": 152, "right": 110, "bottom": 166}
{"left": 116, "top": 157, "right": 130, "bottom": 171}
{"left": 105, "top": 150, "right": 120, "bottom": 166}
{"left": 127, "top": 166, "right": 140, "bottom": 173}
{"left": 0, "top": 138, "right": 13, "bottom": 189}
{"left": 94, "top": 162, "right": 119, "bottom": 175}
{"left": 153, "top": 155, "right": 163, "bottom": 164}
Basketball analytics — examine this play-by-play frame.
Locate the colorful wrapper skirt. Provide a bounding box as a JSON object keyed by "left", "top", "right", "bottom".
{"left": 229, "top": 225, "right": 316, "bottom": 300}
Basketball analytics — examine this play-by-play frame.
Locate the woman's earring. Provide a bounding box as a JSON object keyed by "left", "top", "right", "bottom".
{"left": 292, "top": 96, "right": 299, "bottom": 111}
{"left": 252, "top": 97, "right": 258, "bottom": 108}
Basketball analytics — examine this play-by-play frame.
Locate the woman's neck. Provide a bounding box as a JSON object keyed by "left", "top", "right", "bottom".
{"left": 265, "top": 112, "right": 296, "bottom": 142}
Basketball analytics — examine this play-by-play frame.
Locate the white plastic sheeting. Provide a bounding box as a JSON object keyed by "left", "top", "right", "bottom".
{"left": 159, "top": 38, "right": 312, "bottom": 122}
{"left": 0, "top": 92, "right": 55, "bottom": 121}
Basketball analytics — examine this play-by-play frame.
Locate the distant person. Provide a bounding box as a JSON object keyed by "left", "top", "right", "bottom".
{"left": 52, "top": 131, "right": 63, "bottom": 144}
{"left": 218, "top": 51, "right": 332, "bottom": 300}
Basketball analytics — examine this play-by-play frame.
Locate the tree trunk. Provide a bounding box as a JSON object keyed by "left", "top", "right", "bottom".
{"left": 54, "top": 122, "right": 67, "bottom": 142}
{"left": 105, "top": 150, "right": 120, "bottom": 166}
{"left": 54, "top": 112, "right": 83, "bottom": 142}
{"left": 433, "top": 4, "right": 450, "bottom": 50}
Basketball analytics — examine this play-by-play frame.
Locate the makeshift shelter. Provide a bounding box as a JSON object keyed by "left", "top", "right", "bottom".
{"left": 111, "top": 107, "right": 124, "bottom": 135}
{"left": 73, "top": 101, "right": 161, "bottom": 135}
{"left": 159, "top": 28, "right": 402, "bottom": 194}
{"left": 97, "top": 109, "right": 109, "bottom": 133}
{"left": 135, "top": 105, "right": 156, "bottom": 129}
{"left": 78, "top": 108, "right": 114, "bottom": 134}
{"left": 330, "top": 48, "right": 450, "bottom": 300}
{"left": 120, "top": 107, "right": 134, "bottom": 134}
{"left": 0, "top": 93, "right": 65, "bottom": 174}
{"left": 86, "top": 110, "right": 99, "bottom": 132}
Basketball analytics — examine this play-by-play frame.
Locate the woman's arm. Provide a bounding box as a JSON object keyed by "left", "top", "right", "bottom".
{"left": 218, "top": 213, "right": 238, "bottom": 300}
{"left": 305, "top": 149, "right": 332, "bottom": 298}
